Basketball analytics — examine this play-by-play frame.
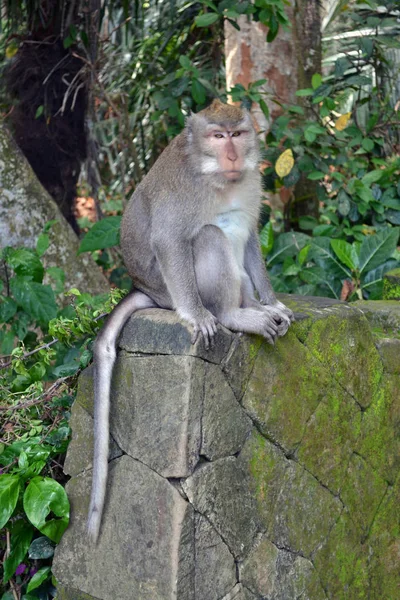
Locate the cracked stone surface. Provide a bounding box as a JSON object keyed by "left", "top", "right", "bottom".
{"left": 182, "top": 457, "right": 262, "bottom": 559}
{"left": 55, "top": 296, "right": 400, "bottom": 599}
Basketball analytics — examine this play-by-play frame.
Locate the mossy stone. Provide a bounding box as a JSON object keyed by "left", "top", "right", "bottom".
{"left": 340, "top": 453, "right": 387, "bottom": 537}
{"left": 383, "top": 267, "right": 400, "bottom": 300}
{"left": 242, "top": 331, "right": 332, "bottom": 453}
{"left": 367, "top": 479, "right": 400, "bottom": 599}
{"left": 354, "top": 300, "right": 400, "bottom": 337}
{"left": 240, "top": 431, "right": 342, "bottom": 557}
{"left": 297, "top": 383, "right": 362, "bottom": 494}
{"left": 356, "top": 374, "right": 400, "bottom": 483}
{"left": 304, "top": 308, "right": 383, "bottom": 407}
{"left": 313, "top": 510, "right": 369, "bottom": 600}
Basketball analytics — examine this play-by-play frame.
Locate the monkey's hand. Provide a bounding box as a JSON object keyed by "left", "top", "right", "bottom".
{"left": 180, "top": 307, "right": 218, "bottom": 349}
{"left": 260, "top": 300, "right": 294, "bottom": 337}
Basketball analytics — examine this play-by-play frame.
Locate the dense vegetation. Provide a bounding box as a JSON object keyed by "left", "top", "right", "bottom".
{"left": 0, "top": 0, "right": 399, "bottom": 598}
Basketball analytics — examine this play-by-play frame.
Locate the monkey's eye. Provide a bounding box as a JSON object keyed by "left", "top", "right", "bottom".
{"left": 214, "top": 133, "right": 224, "bottom": 138}
{"left": 231, "top": 131, "right": 241, "bottom": 137}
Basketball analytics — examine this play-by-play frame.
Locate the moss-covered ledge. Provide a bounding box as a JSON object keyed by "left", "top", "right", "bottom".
{"left": 54, "top": 295, "right": 400, "bottom": 600}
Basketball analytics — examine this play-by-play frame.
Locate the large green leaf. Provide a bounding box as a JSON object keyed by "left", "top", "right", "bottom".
{"left": 27, "top": 566, "right": 51, "bottom": 593}
{"left": 330, "top": 239, "right": 359, "bottom": 271}
{"left": 194, "top": 12, "right": 219, "bottom": 27}
{"left": 3, "top": 519, "right": 34, "bottom": 583}
{"left": 78, "top": 216, "right": 122, "bottom": 253}
{"left": 23, "top": 477, "right": 70, "bottom": 543}
{"left": 259, "top": 222, "right": 274, "bottom": 256}
{"left": 10, "top": 279, "right": 57, "bottom": 324}
{"left": 309, "top": 237, "right": 352, "bottom": 280}
{"left": 6, "top": 249, "right": 44, "bottom": 283}
{"left": 299, "top": 266, "right": 340, "bottom": 298}
{"left": 0, "top": 474, "right": 20, "bottom": 528}
{"left": 361, "top": 260, "right": 398, "bottom": 290}
{"left": 358, "top": 228, "right": 400, "bottom": 275}
{"left": 267, "top": 232, "right": 310, "bottom": 266}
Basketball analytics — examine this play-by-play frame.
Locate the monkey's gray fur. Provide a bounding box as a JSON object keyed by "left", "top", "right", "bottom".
{"left": 87, "top": 100, "right": 294, "bottom": 543}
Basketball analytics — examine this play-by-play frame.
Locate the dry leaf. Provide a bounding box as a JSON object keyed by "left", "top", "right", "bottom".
{"left": 335, "top": 112, "right": 351, "bottom": 131}
{"left": 340, "top": 279, "right": 355, "bottom": 301}
{"left": 275, "top": 149, "right": 294, "bottom": 178}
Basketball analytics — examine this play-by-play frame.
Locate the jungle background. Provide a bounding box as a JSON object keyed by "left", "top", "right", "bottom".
{"left": 0, "top": 0, "right": 399, "bottom": 598}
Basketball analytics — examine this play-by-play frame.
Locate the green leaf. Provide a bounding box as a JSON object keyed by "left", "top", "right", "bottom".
{"left": 267, "top": 232, "right": 310, "bottom": 265}
{"left": 311, "top": 74, "right": 322, "bottom": 89}
{"left": 298, "top": 244, "right": 310, "bottom": 266}
{"left": 362, "top": 138, "right": 374, "bottom": 152}
{"left": 358, "top": 228, "right": 400, "bottom": 275}
{"left": 36, "top": 233, "right": 50, "bottom": 257}
{"left": 10, "top": 279, "right": 57, "bottom": 324}
{"left": 191, "top": 79, "right": 206, "bottom": 105}
{"left": 307, "top": 171, "right": 325, "bottom": 180}
{"left": 300, "top": 267, "right": 340, "bottom": 298}
{"left": 259, "top": 99, "right": 269, "bottom": 119}
{"left": 298, "top": 216, "right": 318, "bottom": 231}
{"left": 35, "top": 105, "right": 44, "bottom": 119}
{"left": 0, "top": 475, "right": 20, "bottom": 528}
{"left": 179, "top": 55, "right": 191, "bottom": 69}
{"left": 23, "top": 477, "right": 70, "bottom": 543}
{"left": 259, "top": 222, "right": 274, "bottom": 256}
{"left": 337, "top": 189, "right": 351, "bottom": 216}
{"left": 330, "top": 239, "right": 359, "bottom": 271}
{"left": 309, "top": 237, "right": 352, "bottom": 279}
{"left": 6, "top": 249, "right": 44, "bottom": 283}
{"left": 27, "top": 566, "right": 51, "bottom": 593}
{"left": 295, "top": 88, "right": 314, "bottom": 97}
{"left": 0, "top": 297, "right": 18, "bottom": 322}
{"left": 361, "top": 260, "right": 398, "bottom": 290}
{"left": 78, "top": 216, "right": 121, "bottom": 253}
{"left": 361, "top": 170, "right": 383, "bottom": 186}
{"left": 194, "top": 12, "right": 219, "bottom": 27}
{"left": 3, "top": 520, "right": 34, "bottom": 583}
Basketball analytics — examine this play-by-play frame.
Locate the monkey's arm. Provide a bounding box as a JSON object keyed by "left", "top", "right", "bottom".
{"left": 152, "top": 233, "right": 217, "bottom": 347}
{"left": 244, "top": 230, "right": 294, "bottom": 325}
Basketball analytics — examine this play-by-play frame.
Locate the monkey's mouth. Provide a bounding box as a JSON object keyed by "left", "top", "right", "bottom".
{"left": 223, "top": 170, "right": 242, "bottom": 180}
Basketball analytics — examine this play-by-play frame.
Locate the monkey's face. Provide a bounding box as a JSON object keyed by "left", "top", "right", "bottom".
{"left": 200, "top": 126, "right": 257, "bottom": 182}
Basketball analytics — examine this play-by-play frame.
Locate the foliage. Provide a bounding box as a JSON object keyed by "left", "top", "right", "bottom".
{"left": 0, "top": 230, "right": 124, "bottom": 598}
{"left": 261, "top": 222, "right": 400, "bottom": 300}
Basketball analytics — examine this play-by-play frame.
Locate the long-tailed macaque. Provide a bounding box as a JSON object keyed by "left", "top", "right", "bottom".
{"left": 87, "top": 100, "right": 294, "bottom": 542}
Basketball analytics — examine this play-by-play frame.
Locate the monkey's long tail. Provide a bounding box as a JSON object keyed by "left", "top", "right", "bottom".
{"left": 87, "top": 290, "right": 155, "bottom": 544}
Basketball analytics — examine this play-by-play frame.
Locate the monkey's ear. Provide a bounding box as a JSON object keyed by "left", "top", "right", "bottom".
{"left": 185, "top": 111, "right": 208, "bottom": 142}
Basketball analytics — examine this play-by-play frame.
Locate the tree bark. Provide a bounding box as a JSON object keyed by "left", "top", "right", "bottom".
{"left": 225, "top": 1, "right": 322, "bottom": 224}
{"left": 0, "top": 125, "right": 108, "bottom": 295}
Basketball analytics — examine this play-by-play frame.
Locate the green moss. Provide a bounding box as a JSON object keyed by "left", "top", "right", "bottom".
{"left": 304, "top": 310, "right": 383, "bottom": 408}
{"left": 383, "top": 268, "right": 400, "bottom": 300}
{"left": 367, "top": 480, "right": 400, "bottom": 599}
{"left": 242, "top": 331, "right": 333, "bottom": 453}
{"left": 297, "top": 383, "right": 362, "bottom": 494}
{"left": 340, "top": 453, "right": 387, "bottom": 536}
{"left": 356, "top": 374, "right": 400, "bottom": 483}
{"left": 313, "top": 510, "right": 369, "bottom": 599}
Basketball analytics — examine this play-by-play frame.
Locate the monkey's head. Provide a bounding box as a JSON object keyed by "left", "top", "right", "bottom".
{"left": 186, "top": 99, "right": 259, "bottom": 184}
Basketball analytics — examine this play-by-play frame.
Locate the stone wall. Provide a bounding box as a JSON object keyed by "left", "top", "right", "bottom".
{"left": 53, "top": 295, "right": 400, "bottom": 600}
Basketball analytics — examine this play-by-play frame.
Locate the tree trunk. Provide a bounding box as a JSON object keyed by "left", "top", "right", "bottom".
{"left": 0, "top": 125, "right": 108, "bottom": 296}
{"left": 225, "top": 1, "right": 322, "bottom": 224}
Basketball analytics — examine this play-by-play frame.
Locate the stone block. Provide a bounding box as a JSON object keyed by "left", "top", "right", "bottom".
{"left": 111, "top": 352, "right": 204, "bottom": 477}
{"left": 119, "top": 308, "right": 233, "bottom": 364}
{"left": 182, "top": 457, "right": 262, "bottom": 559}
{"left": 194, "top": 514, "right": 236, "bottom": 600}
{"left": 240, "top": 534, "right": 326, "bottom": 600}
{"left": 297, "top": 383, "right": 362, "bottom": 494}
{"left": 53, "top": 456, "right": 194, "bottom": 600}
{"left": 239, "top": 432, "right": 342, "bottom": 557}
{"left": 242, "top": 331, "right": 331, "bottom": 453}
{"left": 201, "top": 363, "right": 253, "bottom": 461}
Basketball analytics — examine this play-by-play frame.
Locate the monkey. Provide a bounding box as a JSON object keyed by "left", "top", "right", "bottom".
{"left": 87, "top": 99, "right": 294, "bottom": 543}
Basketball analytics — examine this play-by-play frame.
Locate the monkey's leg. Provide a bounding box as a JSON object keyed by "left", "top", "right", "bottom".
{"left": 193, "top": 225, "right": 279, "bottom": 344}
{"left": 88, "top": 290, "right": 156, "bottom": 543}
